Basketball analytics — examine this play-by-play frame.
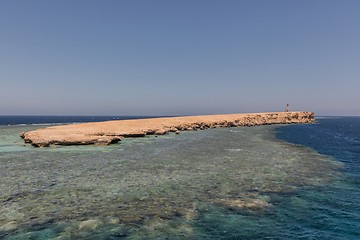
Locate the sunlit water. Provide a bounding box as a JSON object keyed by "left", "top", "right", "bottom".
{"left": 0, "top": 119, "right": 358, "bottom": 239}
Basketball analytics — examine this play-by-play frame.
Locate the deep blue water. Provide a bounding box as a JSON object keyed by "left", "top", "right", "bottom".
{"left": 277, "top": 117, "right": 360, "bottom": 174}
{"left": 276, "top": 117, "right": 360, "bottom": 239}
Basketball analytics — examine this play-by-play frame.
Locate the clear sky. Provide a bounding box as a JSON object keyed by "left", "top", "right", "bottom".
{"left": 1, "top": 0, "right": 359, "bottom": 116}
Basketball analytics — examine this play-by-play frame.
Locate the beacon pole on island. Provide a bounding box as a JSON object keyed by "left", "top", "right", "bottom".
{"left": 285, "top": 104, "right": 289, "bottom": 112}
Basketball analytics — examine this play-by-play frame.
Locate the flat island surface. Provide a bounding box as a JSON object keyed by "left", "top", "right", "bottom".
{"left": 21, "top": 112, "right": 314, "bottom": 147}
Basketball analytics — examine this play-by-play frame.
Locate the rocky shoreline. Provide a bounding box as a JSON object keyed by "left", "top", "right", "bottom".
{"left": 20, "top": 112, "right": 314, "bottom": 147}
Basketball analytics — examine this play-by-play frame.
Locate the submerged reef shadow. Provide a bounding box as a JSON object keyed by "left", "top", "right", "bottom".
{"left": 0, "top": 126, "right": 341, "bottom": 239}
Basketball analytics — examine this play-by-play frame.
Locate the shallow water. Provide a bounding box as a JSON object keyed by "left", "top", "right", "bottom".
{"left": 0, "top": 124, "right": 348, "bottom": 239}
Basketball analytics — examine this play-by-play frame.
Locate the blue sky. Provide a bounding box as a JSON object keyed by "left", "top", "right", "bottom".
{"left": 1, "top": 0, "right": 359, "bottom": 116}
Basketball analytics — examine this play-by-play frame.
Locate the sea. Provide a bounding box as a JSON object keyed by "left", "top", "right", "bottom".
{"left": 0, "top": 116, "right": 359, "bottom": 239}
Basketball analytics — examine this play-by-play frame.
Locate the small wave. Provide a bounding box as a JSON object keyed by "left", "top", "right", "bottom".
{"left": 31, "top": 122, "right": 80, "bottom": 126}
{"left": 7, "top": 124, "right": 27, "bottom": 126}
{"left": 230, "top": 130, "right": 242, "bottom": 133}
{"left": 225, "top": 148, "right": 243, "bottom": 152}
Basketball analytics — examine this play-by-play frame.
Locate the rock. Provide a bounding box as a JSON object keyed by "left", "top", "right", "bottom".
{"left": 79, "top": 219, "right": 100, "bottom": 230}
{"left": 123, "top": 133, "right": 146, "bottom": 137}
{"left": 0, "top": 221, "right": 17, "bottom": 231}
{"left": 154, "top": 129, "right": 167, "bottom": 135}
{"left": 146, "top": 130, "right": 156, "bottom": 135}
{"left": 169, "top": 127, "right": 178, "bottom": 132}
{"left": 175, "top": 130, "right": 180, "bottom": 134}
{"left": 216, "top": 198, "right": 271, "bottom": 210}
{"left": 109, "top": 218, "right": 119, "bottom": 224}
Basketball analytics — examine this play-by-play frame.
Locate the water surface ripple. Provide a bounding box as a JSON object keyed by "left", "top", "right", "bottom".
{"left": 0, "top": 124, "right": 346, "bottom": 239}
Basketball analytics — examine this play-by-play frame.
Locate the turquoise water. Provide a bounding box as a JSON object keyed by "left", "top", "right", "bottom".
{"left": 0, "top": 121, "right": 357, "bottom": 239}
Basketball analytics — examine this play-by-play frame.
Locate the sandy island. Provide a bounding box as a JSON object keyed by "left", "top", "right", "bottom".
{"left": 20, "top": 111, "right": 314, "bottom": 147}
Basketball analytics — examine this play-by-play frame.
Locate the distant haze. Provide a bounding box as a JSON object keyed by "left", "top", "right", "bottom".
{"left": 1, "top": 1, "right": 359, "bottom": 116}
